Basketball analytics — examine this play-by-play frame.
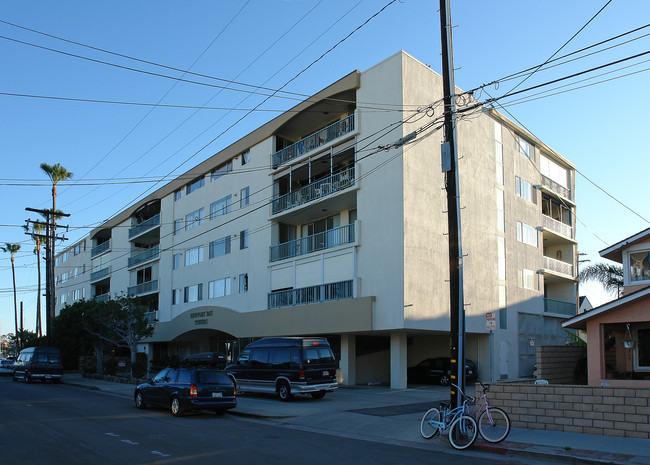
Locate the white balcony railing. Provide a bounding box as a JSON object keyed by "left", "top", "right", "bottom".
{"left": 268, "top": 280, "right": 353, "bottom": 309}
{"left": 541, "top": 175, "right": 572, "bottom": 201}
{"left": 542, "top": 215, "right": 573, "bottom": 239}
{"left": 128, "top": 280, "right": 159, "bottom": 296}
{"left": 270, "top": 223, "right": 355, "bottom": 262}
{"left": 91, "top": 240, "right": 111, "bottom": 258}
{"left": 90, "top": 266, "right": 110, "bottom": 283}
{"left": 128, "top": 246, "right": 160, "bottom": 268}
{"left": 543, "top": 256, "right": 575, "bottom": 277}
{"left": 129, "top": 213, "right": 160, "bottom": 240}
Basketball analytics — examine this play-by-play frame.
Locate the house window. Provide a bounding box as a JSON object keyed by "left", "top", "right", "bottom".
{"left": 174, "top": 190, "right": 181, "bottom": 201}
{"left": 629, "top": 251, "right": 650, "bottom": 282}
{"left": 240, "top": 230, "right": 249, "bottom": 250}
{"left": 209, "top": 236, "right": 231, "bottom": 259}
{"left": 185, "top": 208, "right": 204, "bottom": 231}
{"left": 184, "top": 284, "right": 203, "bottom": 303}
{"left": 211, "top": 160, "right": 232, "bottom": 181}
{"left": 209, "top": 278, "right": 231, "bottom": 299}
{"left": 240, "top": 186, "right": 250, "bottom": 208}
{"left": 517, "top": 222, "right": 538, "bottom": 247}
{"left": 515, "top": 177, "right": 536, "bottom": 204}
{"left": 184, "top": 246, "right": 204, "bottom": 266}
{"left": 136, "top": 266, "right": 152, "bottom": 284}
{"left": 541, "top": 194, "right": 571, "bottom": 225}
{"left": 185, "top": 176, "right": 205, "bottom": 195}
{"left": 239, "top": 273, "right": 248, "bottom": 293}
{"left": 518, "top": 137, "right": 532, "bottom": 160}
{"left": 241, "top": 150, "right": 250, "bottom": 166}
{"left": 174, "top": 219, "right": 182, "bottom": 235}
{"left": 210, "top": 196, "right": 231, "bottom": 219}
{"left": 519, "top": 268, "right": 537, "bottom": 290}
{"left": 172, "top": 253, "right": 181, "bottom": 270}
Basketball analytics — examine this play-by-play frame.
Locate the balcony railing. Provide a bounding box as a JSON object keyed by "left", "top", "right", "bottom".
{"left": 542, "top": 215, "right": 573, "bottom": 239}
{"left": 270, "top": 223, "right": 355, "bottom": 262}
{"left": 541, "top": 175, "right": 572, "bottom": 201}
{"left": 128, "top": 246, "right": 159, "bottom": 268}
{"left": 271, "top": 114, "right": 355, "bottom": 169}
{"left": 90, "top": 266, "right": 110, "bottom": 283}
{"left": 143, "top": 311, "right": 158, "bottom": 323}
{"left": 543, "top": 256, "right": 575, "bottom": 277}
{"left": 129, "top": 213, "right": 160, "bottom": 239}
{"left": 544, "top": 298, "right": 577, "bottom": 316}
{"left": 91, "top": 240, "right": 111, "bottom": 258}
{"left": 268, "top": 280, "right": 353, "bottom": 309}
{"left": 128, "top": 280, "right": 159, "bottom": 296}
{"left": 93, "top": 293, "right": 110, "bottom": 303}
{"left": 272, "top": 167, "right": 355, "bottom": 215}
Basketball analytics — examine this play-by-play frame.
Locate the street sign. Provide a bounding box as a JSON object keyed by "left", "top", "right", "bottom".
{"left": 486, "top": 312, "right": 496, "bottom": 331}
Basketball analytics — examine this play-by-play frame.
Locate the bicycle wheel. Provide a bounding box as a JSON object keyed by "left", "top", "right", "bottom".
{"left": 448, "top": 415, "right": 478, "bottom": 450}
{"left": 420, "top": 407, "right": 442, "bottom": 439}
{"left": 478, "top": 407, "right": 510, "bottom": 443}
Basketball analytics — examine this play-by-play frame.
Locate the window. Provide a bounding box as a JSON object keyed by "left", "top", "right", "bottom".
{"left": 240, "top": 186, "right": 249, "bottom": 208}
{"left": 241, "top": 150, "right": 250, "bottom": 166}
{"left": 211, "top": 160, "right": 232, "bottom": 181}
{"left": 184, "top": 284, "right": 203, "bottom": 303}
{"left": 517, "top": 222, "right": 538, "bottom": 247}
{"left": 240, "top": 230, "right": 249, "bottom": 250}
{"left": 540, "top": 154, "right": 568, "bottom": 189}
{"left": 72, "top": 289, "right": 80, "bottom": 301}
{"left": 498, "top": 285, "right": 507, "bottom": 329}
{"left": 61, "top": 294, "right": 67, "bottom": 304}
{"left": 174, "top": 219, "right": 182, "bottom": 235}
{"left": 542, "top": 194, "right": 571, "bottom": 226}
{"left": 496, "top": 189, "right": 505, "bottom": 233}
{"left": 518, "top": 136, "right": 532, "bottom": 160}
{"left": 519, "top": 268, "right": 537, "bottom": 290}
{"left": 63, "top": 252, "right": 68, "bottom": 262}
{"left": 74, "top": 267, "right": 79, "bottom": 278}
{"left": 629, "top": 251, "right": 650, "bottom": 282}
{"left": 495, "top": 140, "right": 504, "bottom": 186}
{"left": 185, "top": 208, "right": 204, "bottom": 231}
{"left": 239, "top": 273, "right": 248, "bottom": 293}
{"left": 73, "top": 243, "right": 82, "bottom": 256}
{"left": 208, "top": 278, "right": 231, "bottom": 299}
{"left": 172, "top": 289, "right": 182, "bottom": 305}
{"left": 210, "top": 196, "right": 231, "bottom": 219}
{"left": 172, "top": 253, "right": 181, "bottom": 270}
{"left": 184, "top": 246, "right": 204, "bottom": 266}
{"left": 136, "top": 266, "right": 152, "bottom": 284}
{"left": 209, "top": 236, "right": 231, "bottom": 259}
{"left": 515, "top": 177, "right": 536, "bottom": 203}
{"left": 637, "top": 327, "right": 650, "bottom": 370}
{"left": 174, "top": 190, "right": 181, "bottom": 201}
{"left": 497, "top": 237, "right": 506, "bottom": 281}
{"left": 185, "top": 176, "right": 205, "bottom": 195}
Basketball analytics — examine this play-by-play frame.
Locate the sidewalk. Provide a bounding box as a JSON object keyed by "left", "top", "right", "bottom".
{"left": 63, "top": 373, "right": 650, "bottom": 465}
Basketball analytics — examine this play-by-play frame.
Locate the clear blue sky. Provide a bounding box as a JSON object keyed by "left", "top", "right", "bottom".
{"left": 1, "top": 0, "right": 649, "bottom": 335}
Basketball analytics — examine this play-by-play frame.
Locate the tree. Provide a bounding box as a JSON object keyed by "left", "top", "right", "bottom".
{"left": 2, "top": 243, "right": 21, "bottom": 354}
{"left": 24, "top": 220, "right": 47, "bottom": 337}
{"left": 85, "top": 295, "right": 155, "bottom": 374}
{"left": 579, "top": 262, "right": 624, "bottom": 298}
{"left": 40, "top": 163, "right": 73, "bottom": 340}
{"left": 54, "top": 301, "right": 96, "bottom": 371}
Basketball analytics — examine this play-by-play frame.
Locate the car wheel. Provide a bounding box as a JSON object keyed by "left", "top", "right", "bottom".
{"left": 439, "top": 374, "right": 450, "bottom": 386}
{"left": 25, "top": 373, "right": 31, "bottom": 384}
{"left": 12, "top": 373, "right": 18, "bottom": 382}
{"left": 310, "top": 391, "right": 326, "bottom": 399}
{"left": 171, "top": 396, "right": 183, "bottom": 417}
{"left": 135, "top": 391, "right": 147, "bottom": 409}
{"left": 277, "top": 381, "right": 291, "bottom": 401}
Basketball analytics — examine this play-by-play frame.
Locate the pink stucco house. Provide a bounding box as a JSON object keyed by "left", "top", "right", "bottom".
{"left": 563, "top": 227, "right": 650, "bottom": 387}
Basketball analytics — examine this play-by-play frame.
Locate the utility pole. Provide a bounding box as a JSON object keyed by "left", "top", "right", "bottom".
{"left": 25, "top": 208, "right": 69, "bottom": 344}
{"left": 439, "top": 0, "right": 466, "bottom": 408}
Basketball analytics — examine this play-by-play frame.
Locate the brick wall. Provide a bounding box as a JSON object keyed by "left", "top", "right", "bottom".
{"left": 486, "top": 383, "right": 650, "bottom": 439}
{"left": 536, "top": 345, "right": 586, "bottom": 384}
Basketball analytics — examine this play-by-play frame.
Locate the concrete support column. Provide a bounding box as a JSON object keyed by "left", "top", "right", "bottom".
{"left": 340, "top": 334, "right": 356, "bottom": 386}
{"left": 390, "top": 332, "right": 408, "bottom": 389}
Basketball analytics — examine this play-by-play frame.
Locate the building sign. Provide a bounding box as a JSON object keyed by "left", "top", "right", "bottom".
{"left": 486, "top": 312, "right": 496, "bottom": 331}
{"left": 190, "top": 310, "right": 213, "bottom": 326}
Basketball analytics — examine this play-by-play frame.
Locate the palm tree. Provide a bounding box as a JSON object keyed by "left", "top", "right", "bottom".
{"left": 40, "top": 163, "right": 73, "bottom": 339}
{"left": 578, "top": 262, "right": 624, "bottom": 298}
{"left": 24, "top": 220, "right": 46, "bottom": 337}
{"left": 2, "top": 243, "right": 21, "bottom": 353}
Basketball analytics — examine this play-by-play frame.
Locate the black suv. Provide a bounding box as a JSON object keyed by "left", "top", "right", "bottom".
{"left": 134, "top": 364, "right": 236, "bottom": 417}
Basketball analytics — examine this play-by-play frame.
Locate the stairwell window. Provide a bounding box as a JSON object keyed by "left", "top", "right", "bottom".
{"left": 240, "top": 186, "right": 250, "bottom": 208}
{"left": 174, "top": 219, "right": 182, "bottom": 235}
{"left": 239, "top": 273, "right": 248, "bottom": 293}
{"left": 240, "top": 230, "right": 249, "bottom": 249}
{"left": 173, "top": 253, "right": 181, "bottom": 270}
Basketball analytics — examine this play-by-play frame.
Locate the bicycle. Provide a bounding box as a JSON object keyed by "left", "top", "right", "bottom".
{"left": 419, "top": 383, "right": 478, "bottom": 450}
{"left": 472, "top": 381, "right": 510, "bottom": 443}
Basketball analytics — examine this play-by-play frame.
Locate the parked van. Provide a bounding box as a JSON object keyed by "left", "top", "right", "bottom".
{"left": 226, "top": 337, "right": 338, "bottom": 401}
{"left": 13, "top": 346, "right": 64, "bottom": 383}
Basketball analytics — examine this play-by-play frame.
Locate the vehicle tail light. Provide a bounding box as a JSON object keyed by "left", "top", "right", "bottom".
{"left": 190, "top": 384, "right": 198, "bottom": 397}
{"left": 299, "top": 370, "right": 305, "bottom": 380}
{"left": 30, "top": 362, "right": 36, "bottom": 368}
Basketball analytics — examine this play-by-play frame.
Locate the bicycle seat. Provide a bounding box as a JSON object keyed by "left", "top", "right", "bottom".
{"left": 439, "top": 402, "right": 449, "bottom": 410}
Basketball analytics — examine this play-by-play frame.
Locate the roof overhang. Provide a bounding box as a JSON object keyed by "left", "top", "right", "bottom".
{"left": 599, "top": 226, "right": 650, "bottom": 264}
{"left": 562, "top": 286, "right": 650, "bottom": 330}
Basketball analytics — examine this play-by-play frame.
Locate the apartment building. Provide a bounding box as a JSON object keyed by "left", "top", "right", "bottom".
{"left": 54, "top": 51, "right": 578, "bottom": 388}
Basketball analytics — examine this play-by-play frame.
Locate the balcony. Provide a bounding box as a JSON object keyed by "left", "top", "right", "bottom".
{"left": 271, "top": 114, "right": 355, "bottom": 169}
{"left": 542, "top": 215, "right": 573, "bottom": 240}
{"left": 541, "top": 175, "right": 572, "bottom": 201}
{"left": 129, "top": 213, "right": 160, "bottom": 240}
{"left": 268, "top": 280, "right": 353, "bottom": 309}
{"left": 90, "top": 266, "right": 110, "bottom": 283}
{"left": 544, "top": 298, "right": 577, "bottom": 316}
{"left": 93, "top": 293, "right": 110, "bottom": 303}
{"left": 143, "top": 311, "right": 158, "bottom": 324}
{"left": 128, "top": 246, "right": 159, "bottom": 268}
{"left": 270, "top": 223, "right": 355, "bottom": 262}
{"left": 272, "top": 167, "right": 355, "bottom": 215}
{"left": 543, "top": 256, "right": 575, "bottom": 278}
{"left": 128, "top": 280, "right": 159, "bottom": 296}
{"left": 91, "top": 240, "right": 111, "bottom": 258}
